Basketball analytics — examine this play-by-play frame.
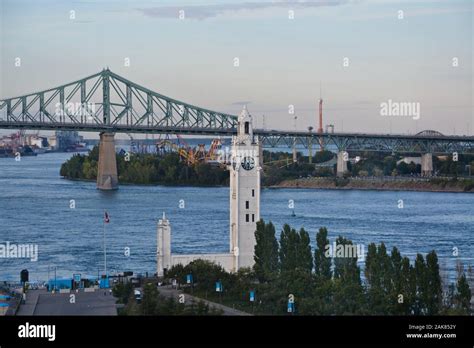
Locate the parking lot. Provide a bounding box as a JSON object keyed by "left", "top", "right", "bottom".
{"left": 17, "top": 289, "right": 118, "bottom": 316}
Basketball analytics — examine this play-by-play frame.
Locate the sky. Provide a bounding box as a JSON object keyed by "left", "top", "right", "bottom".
{"left": 0, "top": 0, "right": 472, "bottom": 137}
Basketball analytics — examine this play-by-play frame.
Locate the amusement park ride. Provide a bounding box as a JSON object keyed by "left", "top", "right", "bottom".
{"left": 155, "top": 135, "right": 223, "bottom": 166}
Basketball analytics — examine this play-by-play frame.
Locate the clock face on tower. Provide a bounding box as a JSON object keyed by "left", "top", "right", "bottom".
{"left": 241, "top": 156, "right": 255, "bottom": 171}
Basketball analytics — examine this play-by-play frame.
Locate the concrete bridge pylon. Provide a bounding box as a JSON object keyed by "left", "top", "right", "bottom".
{"left": 421, "top": 153, "right": 433, "bottom": 177}
{"left": 97, "top": 132, "right": 118, "bottom": 190}
{"left": 336, "top": 151, "right": 348, "bottom": 177}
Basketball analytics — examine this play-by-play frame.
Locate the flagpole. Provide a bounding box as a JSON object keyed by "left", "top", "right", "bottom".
{"left": 103, "top": 214, "right": 107, "bottom": 279}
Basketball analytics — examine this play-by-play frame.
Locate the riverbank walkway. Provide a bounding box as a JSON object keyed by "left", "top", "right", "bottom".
{"left": 158, "top": 285, "right": 251, "bottom": 316}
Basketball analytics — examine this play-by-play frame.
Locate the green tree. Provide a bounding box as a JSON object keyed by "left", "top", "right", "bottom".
{"left": 60, "top": 153, "right": 84, "bottom": 178}
{"left": 383, "top": 156, "right": 397, "bottom": 175}
{"left": 141, "top": 282, "right": 159, "bottom": 315}
{"left": 279, "top": 224, "right": 299, "bottom": 273}
{"left": 298, "top": 228, "right": 313, "bottom": 273}
{"left": 278, "top": 224, "right": 314, "bottom": 312}
{"left": 303, "top": 277, "right": 334, "bottom": 315}
{"left": 364, "top": 243, "right": 392, "bottom": 314}
{"left": 332, "top": 236, "right": 364, "bottom": 314}
{"left": 455, "top": 273, "right": 471, "bottom": 314}
{"left": 389, "top": 247, "right": 403, "bottom": 314}
{"left": 177, "top": 259, "right": 228, "bottom": 293}
{"left": 399, "top": 256, "right": 416, "bottom": 315}
{"left": 314, "top": 227, "right": 331, "bottom": 281}
{"left": 313, "top": 150, "right": 334, "bottom": 163}
{"left": 397, "top": 162, "right": 410, "bottom": 175}
{"left": 332, "top": 237, "right": 360, "bottom": 281}
{"left": 166, "top": 263, "right": 186, "bottom": 286}
{"left": 378, "top": 244, "right": 394, "bottom": 310}
{"left": 253, "top": 220, "right": 279, "bottom": 282}
{"left": 112, "top": 282, "right": 133, "bottom": 304}
{"left": 425, "top": 251, "right": 442, "bottom": 315}
{"left": 88, "top": 145, "right": 99, "bottom": 161}
{"left": 365, "top": 243, "right": 378, "bottom": 285}
{"left": 414, "top": 253, "right": 428, "bottom": 315}
{"left": 279, "top": 224, "right": 313, "bottom": 274}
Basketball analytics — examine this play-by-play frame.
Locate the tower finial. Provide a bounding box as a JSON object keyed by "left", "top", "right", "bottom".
{"left": 162, "top": 211, "right": 166, "bottom": 220}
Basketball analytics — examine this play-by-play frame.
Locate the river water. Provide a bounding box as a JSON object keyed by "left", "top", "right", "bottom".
{"left": 0, "top": 152, "right": 472, "bottom": 283}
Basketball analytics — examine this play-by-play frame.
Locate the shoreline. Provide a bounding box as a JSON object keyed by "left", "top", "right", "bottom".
{"left": 60, "top": 176, "right": 228, "bottom": 188}
{"left": 269, "top": 177, "right": 474, "bottom": 193}
{"left": 62, "top": 176, "right": 473, "bottom": 193}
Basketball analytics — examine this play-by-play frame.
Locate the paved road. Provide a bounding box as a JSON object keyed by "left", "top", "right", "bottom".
{"left": 16, "top": 286, "right": 250, "bottom": 316}
{"left": 17, "top": 289, "right": 118, "bottom": 315}
{"left": 16, "top": 289, "right": 44, "bottom": 315}
{"left": 158, "top": 285, "right": 251, "bottom": 316}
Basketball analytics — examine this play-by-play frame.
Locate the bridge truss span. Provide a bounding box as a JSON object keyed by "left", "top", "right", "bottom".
{"left": 0, "top": 70, "right": 473, "bottom": 154}
{"left": 0, "top": 69, "right": 237, "bottom": 133}
{"left": 255, "top": 131, "right": 474, "bottom": 154}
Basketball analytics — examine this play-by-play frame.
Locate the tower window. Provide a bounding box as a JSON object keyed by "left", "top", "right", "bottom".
{"left": 246, "top": 201, "right": 249, "bottom": 209}
{"left": 252, "top": 214, "right": 255, "bottom": 222}
{"left": 246, "top": 214, "right": 249, "bottom": 222}
{"left": 252, "top": 189, "right": 255, "bottom": 197}
{"left": 244, "top": 122, "right": 249, "bottom": 134}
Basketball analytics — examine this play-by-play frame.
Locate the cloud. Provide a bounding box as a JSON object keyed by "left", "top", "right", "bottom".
{"left": 347, "top": 6, "right": 472, "bottom": 21}
{"left": 232, "top": 101, "right": 253, "bottom": 106}
{"left": 137, "top": 0, "right": 351, "bottom": 20}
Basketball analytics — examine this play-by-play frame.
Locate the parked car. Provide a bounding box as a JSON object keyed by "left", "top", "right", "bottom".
{"left": 134, "top": 289, "right": 142, "bottom": 303}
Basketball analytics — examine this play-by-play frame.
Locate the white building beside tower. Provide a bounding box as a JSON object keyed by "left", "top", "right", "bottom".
{"left": 157, "top": 106, "right": 261, "bottom": 276}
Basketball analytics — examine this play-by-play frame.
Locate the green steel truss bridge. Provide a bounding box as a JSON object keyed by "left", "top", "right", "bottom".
{"left": 0, "top": 69, "right": 237, "bottom": 135}
{"left": 258, "top": 130, "right": 474, "bottom": 154}
{"left": 1, "top": 69, "right": 473, "bottom": 154}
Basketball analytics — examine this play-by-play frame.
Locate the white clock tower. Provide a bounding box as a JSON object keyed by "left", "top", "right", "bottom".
{"left": 228, "top": 106, "right": 261, "bottom": 270}
{"left": 156, "top": 106, "right": 262, "bottom": 276}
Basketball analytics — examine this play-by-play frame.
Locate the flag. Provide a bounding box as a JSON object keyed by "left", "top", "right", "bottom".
{"left": 104, "top": 211, "right": 110, "bottom": 223}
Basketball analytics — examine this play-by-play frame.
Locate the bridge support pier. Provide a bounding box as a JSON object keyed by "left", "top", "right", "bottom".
{"left": 292, "top": 137, "right": 297, "bottom": 163}
{"left": 421, "top": 153, "right": 433, "bottom": 177}
{"left": 336, "top": 151, "right": 348, "bottom": 177}
{"left": 97, "top": 132, "right": 118, "bottom": 190}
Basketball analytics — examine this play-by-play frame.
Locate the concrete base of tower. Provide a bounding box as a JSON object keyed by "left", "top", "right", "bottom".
{"left": 171, "top": 254, "right": 236, "bottom": 273}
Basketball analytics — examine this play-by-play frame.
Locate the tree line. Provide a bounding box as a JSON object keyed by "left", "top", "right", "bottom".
{"left": 60, "top": 146, "right": 229, "bottom": 186}
{"left": 165, "top": 220, "right": 471, "bottom": 315}
{"left": 60, "top": 147, "right": 473, "bottom": 188}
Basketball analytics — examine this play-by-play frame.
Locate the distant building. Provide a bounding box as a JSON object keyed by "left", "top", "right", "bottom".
{"left": 397, "top": 156, "right": 422, "bottom": 166}
{"left": 48, "top": 135, "right": 57, "bottom": 149}
{"left": 24, "top": 135, "right": 48, "bottom": 149}
{"left": 53, "top": 131, "right": 84, "bottom": 151}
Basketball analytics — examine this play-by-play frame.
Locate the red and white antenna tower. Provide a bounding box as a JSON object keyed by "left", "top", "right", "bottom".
{"left": 318, "top": 83, "right": 324, "bottom": 150}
